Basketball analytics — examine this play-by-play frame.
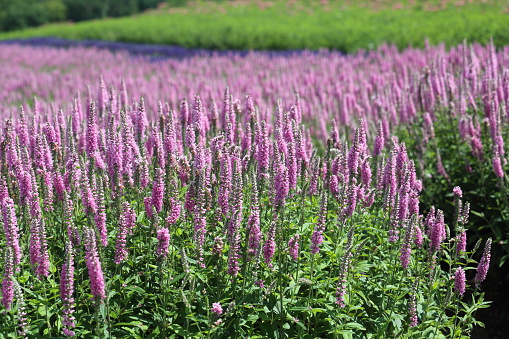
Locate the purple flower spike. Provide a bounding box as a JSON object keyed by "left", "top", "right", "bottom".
{"left": 83, "top": 228, "right": 106, "bottom": 302}
{"left": 288, "top": 234, "right": 300, "bottom": 261}
{"left": 211, "top": 302, "right": 223, "bottom": 316}
{"left": 454, "top": 267, "right": 466, "bottom": 296}
{"left": 475, "top": 238, "right": 492, "bottom": 288}
{"left": 156, "top": 228, "right": 170, "bottom": 258}
{"left": 452, "top": 186, "right": 463, "bottom": 198}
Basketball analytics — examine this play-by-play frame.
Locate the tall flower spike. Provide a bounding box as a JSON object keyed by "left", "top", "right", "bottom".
{"left": 156, "top": 228, "right": 170, "bottom": 259}
{"left": 288, "top": 234, "right": 300, "bottom": 261}
{"left": 400, "top": 215, "right": 417, "bottom": 269}
{"left": 274, "top": 158, "right": 289, "bottom": 208}
{"left": 262, "top": 219, "right": 277, "bottom": 267}
{"left": 94, "top": 178, "right": 108, "bottom": 247}
{"left": 114, "top": 202, "right": 137, "bottom": 264}
{"left": 1, "top": 247, "right": 15, "bottom": 310}
{"left": 83, "top": 227, "right": 106, "bottom": 302}
{"left": 454, "top": 267, "right": 466, "bottom": 296}
{"left": 63, "top": 193, "right": 80, "bottom": 246}
{"left": 408, "top": 280, "right": 419, "bottom": 327}
{"left": 475, "top": 238, "right": 492, "bottom": 288}
{"left": 60, "top": 241, "right": 76, "bottom": 337}
{"left": 247, "top": 175, "right": 261, "bottom": 257}
{"left": 151, "top": 168, "right": 165, "bottom": 213}
{"left": 1, "top": 197, "right": 22, "bottom": 267}
{"left": 456, "top": 229, "right": 467, "bottom": 256}
{"left": 14, "top": 280, "right": 29, "bottom": 338}
{"left": 311, "top": 193, "right": 328, "bottom": 254}
{"left": 86, "top": 100, "right": 98, "bottom": 155}
{"left": 336, "top": 227, "right": 355, "bottom": 308}
{"left": 429, "top": 209, "right": 445, "bottom": 253}
{"left": 373, "top": 120, "right": 384, "bottom": 157}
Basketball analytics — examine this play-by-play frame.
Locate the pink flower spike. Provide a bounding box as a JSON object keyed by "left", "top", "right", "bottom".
{"left": 211, "top": 302, "right": 223, "bottom": 316}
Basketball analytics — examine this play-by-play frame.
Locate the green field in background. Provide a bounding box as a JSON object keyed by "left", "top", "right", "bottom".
{"left": 0, "top": 1, "right": 508, "bottom": 52}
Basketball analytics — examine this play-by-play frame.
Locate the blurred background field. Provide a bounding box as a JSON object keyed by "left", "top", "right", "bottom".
{"left": 0, "top": 0, "right": 509, "bottom": 52}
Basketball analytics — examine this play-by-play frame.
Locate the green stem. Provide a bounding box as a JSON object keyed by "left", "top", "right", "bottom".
{"left": 44, "top": 280, "right": 51, "bottom": 337}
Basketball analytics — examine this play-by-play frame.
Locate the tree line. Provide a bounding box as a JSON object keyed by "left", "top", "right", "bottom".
{"left": 0, "top": 0, "right": 166, "bottom": 32}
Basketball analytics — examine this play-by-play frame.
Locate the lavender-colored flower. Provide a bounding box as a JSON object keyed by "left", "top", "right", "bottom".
{"left": 373, "top": 120, "right": 384, "bottom": 157}
{"left": 54, "top": 171, "right": 66, "bottom": 201}
{"left": 218, "top": 153, "right": 232, "bottom": 216}
{"left": 227, "top": 227, "right": 241, "bottom": 276}
{"left": 492, "top": 152, "right": 504, "bottom": 178}
{"left": 388, "top": 193, "right": 401, "bottom": 242}
{"left": 288, "top": 234, "right": 300, "bottom": 261}
{"left": 344, "top": 182, "right": 358, "bottom": 217}
{"left": 211, "top": 302, "right": 223, "bottom": 315}
{"left": 263, "top": 220, "right": 277, "bottom": 266}
{"left": 1, "top": 247, "right": 15, "bottom": 310}
{"left": 454, "top": 267, "right": 466, "bottom": 296}
{"left": 329, "top": 174, "right": 339, "bottom": 196}
{"left": 311, "top": 194, "right": 328, "bottom": 254}
{"left": 400, "top": 218, "right": 416, "bottom": 269}
{"left": 42, "top": 168, "right": 54, "bottom": 212}
{"left": 360, "top": 159, "right": 372, "bottom": 187}
{"left": 144, "top": 197, "right": 154, "bottom": 220}
{"left": 475, "top": 238, "right": 492, "bottom": 287}
{"left": 414, "top": 221, "right": 423, "bottom": 248}
{"left": 347, "top": 143, "right": 360, "bottom": 176}
{"left": 382, "top": 147, "right": 397, "bottom": 209}
{"left": 151, "top": 168, "right": 165, "bottom": 213}
{"left": 247, "top": 180, "right": 261, "bottom": 257}
{"left": 80, "top": 173, "right": 97, "bottom": 215}
{"left": 429, "top": 209, "right": 445, "bottom": 252}
{"left": 2, "top": 197, "right": 21, "bottom": 267}
{"left": 139, "top": 158, "right": 150, "bottom": 189}
{"left": 166, "top": 198, "right": 181, "bottom": 225}
{"left": 274, "top": 160, "right": 289, "bottom": 208}
{"left": 18, "top": 169, "right": 33, "bottom": 203}
{"left": 452, "top": 186, "right": 463, "bottom": 198}
{"left": 86, "top": 101, "right": 98, "bottom": 155}
{"left": 156, "top": 228, "right": 170, "bottom": 258}
{"left": 135, "top": 97, "right": 147, "bottom": 143}
{"left": 456, "top": 230, "right": 467, "bottom": 255}
{"left": 256, "top": 121, "right": 270, "bottom": 178}
{"left": 114, "top": 202, "right": 137, "bottom": 264}
{"left": 287, "top": 142, "right": 298, "bottom": 190}
{"left": 83, "top": 227, "right": 106, "bottom": 302}
{"left": 94, "top": 182, "right": 108, "bottom": 247}
{"left": 28, "top": 179, "right": 50, "bottom": 278}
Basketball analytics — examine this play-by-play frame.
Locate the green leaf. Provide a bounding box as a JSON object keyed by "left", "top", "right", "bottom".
{"left": 344, "top": 322, "right": 366, "bottom": 331}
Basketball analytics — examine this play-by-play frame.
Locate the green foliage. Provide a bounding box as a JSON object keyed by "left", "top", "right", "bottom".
{"left": 0, "top": 136, "right": 489, "bottom": 338}
{"left": 0, "top": 1, "right": 509, "bottom": 51}
{"left": 0, "top": 0, "right": 48, "bottom": 31}
{"left": 0, "top": 0, "right": 164, "bottom": 32}
{"left": 42, "top": 1, "right": 67, "bottom": 22}
{"left": 399, "top": 108, "right": 509, "bottom": 267}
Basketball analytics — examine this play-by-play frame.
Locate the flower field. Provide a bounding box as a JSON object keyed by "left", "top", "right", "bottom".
{"left": 0, "top": 41, "right": 506, "bottom": 338}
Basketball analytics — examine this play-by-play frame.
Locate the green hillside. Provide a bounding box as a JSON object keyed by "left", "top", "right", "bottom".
{"left": 0, "top": 0, "right": 508, "bottom": 52}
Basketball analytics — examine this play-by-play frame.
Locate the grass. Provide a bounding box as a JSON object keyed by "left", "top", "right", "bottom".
{"left": 0, "top": 0, "right": 508, "bottom": 52}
